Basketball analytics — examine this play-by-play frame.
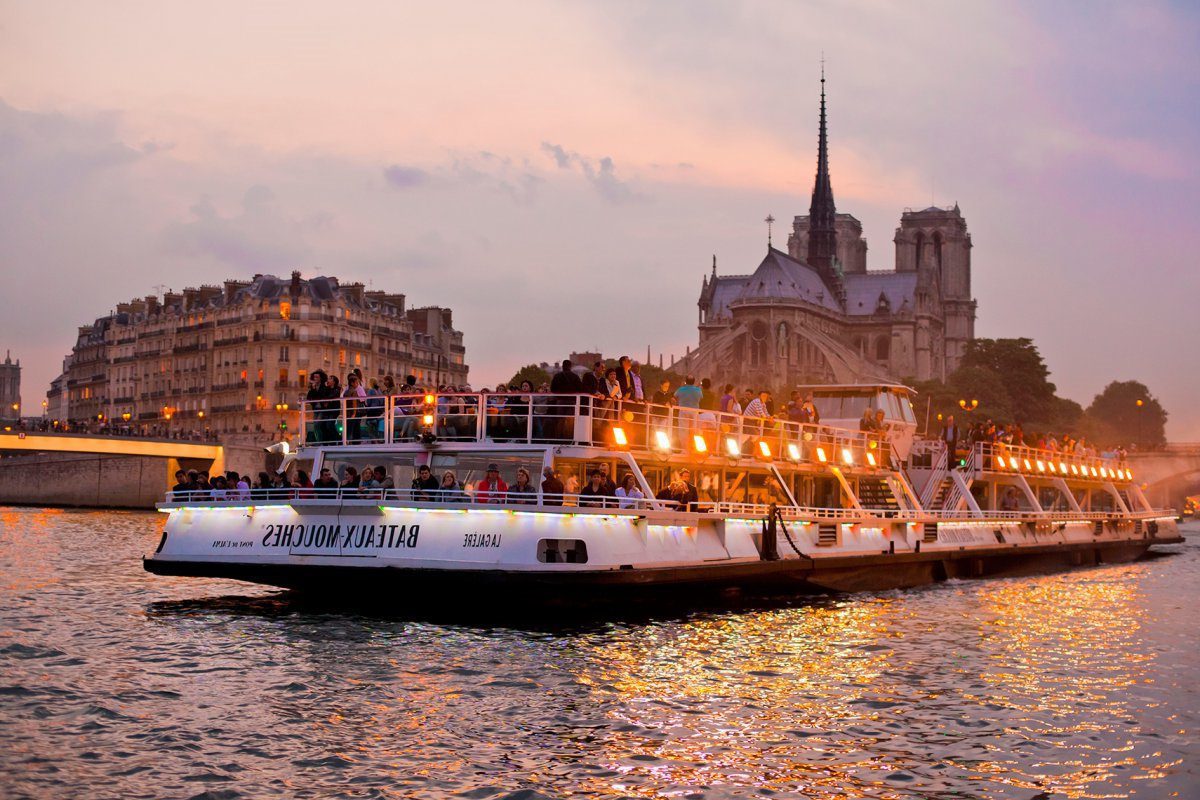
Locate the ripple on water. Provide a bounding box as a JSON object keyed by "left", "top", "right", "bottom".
{"left": 0, "top": 508, "right": 1197, "bottom": 799}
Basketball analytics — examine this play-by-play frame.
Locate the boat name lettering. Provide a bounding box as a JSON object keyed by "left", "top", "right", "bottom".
{"left": 463, "top": 532, "right": 501, "bottom": 548}
{"left": 260, "top": 523, "right": 420, "bottom": 549}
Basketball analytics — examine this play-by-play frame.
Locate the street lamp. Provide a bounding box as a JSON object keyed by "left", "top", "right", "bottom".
{"left": 1136, "top": 398, "right": 1145, "bottom": 445}
{"left": 958, "top": 398, "right": 979, "bottom": 412}
{"left": 275, "top": 403, "right": 289, "bottom": 437}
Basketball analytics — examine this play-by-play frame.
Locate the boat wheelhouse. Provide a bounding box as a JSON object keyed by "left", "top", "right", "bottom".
{"left": 144, "top": 388, "right": 1182, "bottom": 602}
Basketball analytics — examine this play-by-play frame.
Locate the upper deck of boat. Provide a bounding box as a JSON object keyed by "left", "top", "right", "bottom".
{"left": 293, "top": 392, "right": 1137, "bottom": 487}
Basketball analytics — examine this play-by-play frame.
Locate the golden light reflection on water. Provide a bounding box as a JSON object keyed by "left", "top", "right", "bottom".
{"left": 558, "top": 570, "right": 1181, "bottom": 799}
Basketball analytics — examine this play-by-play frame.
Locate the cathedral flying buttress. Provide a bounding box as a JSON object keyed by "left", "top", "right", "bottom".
{"left": 676, "top": 72, "right": 977, "bottom": 391}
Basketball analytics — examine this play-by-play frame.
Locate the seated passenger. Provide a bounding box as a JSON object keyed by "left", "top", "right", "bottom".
{"left": 437, "top": 470, "right": 468, "bottom": 502}
{"left": 615, "top": 473, "right": 645, "bottom": 509}
{"left": 340, "top": 466, "right": 361, "bottom": 489}
{"left": 475, "top": 463, "right": 508, "bottom": 504}
{"left": 314, "top": 467, "right": 339, "bottom": 496}
{"left": 372, "top": 466, "right": 394, "bottom": 494}
{"left": 170, "top": 469, "right": 193, "bottom": 500}
{"left": 360, "top": 466, "right": 380, "bottom": 492}
{"left": 541, "top": 467, "right": 564, "bottom": 506}
{"left": 210, "top": 475, "right": 228, "bottom": 500}
{"left": 578, "top": 470, "right": 615, "bottom": 508}
{"left": 411, "top": 465, "right": 440, "bottom": 501}
{"left": 509, "top": 467, "right": 537, "bottom": 504}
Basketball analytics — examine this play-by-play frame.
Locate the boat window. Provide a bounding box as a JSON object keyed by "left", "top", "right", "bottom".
{"left": 538, "top": 539, "right": 588, "bottom": 564}
{"left": 430, "top": 452, "right": 543, "bottom": 497}
{"left": 1038, "top": 486, "right": 1069, "bottom": 511}
{"left": 1090, "top": 490, "right": 1115, "bottom": 512}
{"left": 723, "top": 469, "right": 788, "bottom": 507}
{"left": 324, "top": 453, "right": 419, "bottom": 486}
{"left": 812, "top": 476, "right": 841, "bottom": 509}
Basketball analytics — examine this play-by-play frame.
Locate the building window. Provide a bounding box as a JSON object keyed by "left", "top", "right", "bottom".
{"left": 338, "top": 349, "right": 347, "bottom": 366}
{"left": 279, "top": 301, "right": 291, "bottom": 320}
{"left": 875, "top": 337, "right": 890, "bottom": 363}
{"left": 278, "top": 368, "right": 288, "bottom": 386}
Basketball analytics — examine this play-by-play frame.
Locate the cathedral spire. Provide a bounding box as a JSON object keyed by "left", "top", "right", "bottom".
{"left": 807, "top": 61, "right": 838, "bottom": 277}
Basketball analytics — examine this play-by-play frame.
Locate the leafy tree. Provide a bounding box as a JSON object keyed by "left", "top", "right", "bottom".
{"left": 1085, "top": 380, "right": 1167, "bottom": 448}
{"left": 960, "top": 338, "right": 1056, "bottom": 423}
{"left": 505, "top": 364, "right": 552, "bottom": 389}
{"left": 947, "top": 366, "right": 1014, "bottom": 423}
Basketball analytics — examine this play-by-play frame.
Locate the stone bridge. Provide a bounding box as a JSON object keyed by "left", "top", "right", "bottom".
{"left": 0, "top": 432, "right": 268, "bottom": 509}
{"left": 1127, "top": 444, "right": 1200, "bottom": 511}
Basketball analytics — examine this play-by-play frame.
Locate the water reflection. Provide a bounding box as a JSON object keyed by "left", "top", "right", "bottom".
{"left": 0, "top": 507, "right": 1195, "bottom": 799}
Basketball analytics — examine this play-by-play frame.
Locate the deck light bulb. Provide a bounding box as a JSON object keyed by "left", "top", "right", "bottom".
{"left": 1070, "top": 464, "right": 1079, "bottom": 475}
{"left": 422, "top": 414, "right": 434, "bottom": 426}
{"left": 758, "top": 440, "right": 772, "bottom": 459}
{"left": 1009, "top": 457, "right": 1019, "bottom": 469}
{"left": 424, "top": 394, "right": 435, "bottom": 405}
{"left": 841, "top": 448, "right": 854, "bottom": 465}
{"left": 786, "top": 443, "right": 801, "bottom": 462}
{"left": 1059, "top": 462, "right": 1068, "bottom": 473}
{"left": 1090, "top": 466, "right": 1098, "bottom": 477}
{"left": 1023, "top": 459, "right": 1032, "bottom": 471}
{"left": 725, "top": 436, "right": 741, "bottom": 458}
{"left": 815, "top": 447, "right": 827, "bottom": 463}
{"left": 1036, "top": 460, "right": 1045, "bottom": 472}
{"left": 868, "top": 440, "right": 878, "bottom": 450}
{"left": 866, "top": 451, "right": 877, "bottom": 467}
{"left": 692, "top": 434, "right": 708, "bottom": 454}
{"left": 1100, "top": 467, "right": 1108, "bottom": 478}
{"left": 654, "top": 429, "right": 671, "bottom": 451}
{"left": 612, "top": 426, "right": 628, "bottom": 447}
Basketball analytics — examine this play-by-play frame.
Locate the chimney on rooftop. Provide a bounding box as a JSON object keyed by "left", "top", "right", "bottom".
{"left": 290, "top": 270, "right": 301, "bottom": 301}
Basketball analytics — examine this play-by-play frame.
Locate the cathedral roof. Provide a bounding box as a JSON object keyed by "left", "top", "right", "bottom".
{"left": 842, "top": 271, "right": 919, "bottom": 316}
{"left": 731, "top": 248, "right": 843, "bottom": 313}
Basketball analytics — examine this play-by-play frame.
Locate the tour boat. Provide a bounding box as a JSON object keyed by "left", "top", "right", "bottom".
{"left": 143, "top": 387, "right": 1183, "bottom": 603}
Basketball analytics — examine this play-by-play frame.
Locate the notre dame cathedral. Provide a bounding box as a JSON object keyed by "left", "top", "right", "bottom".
{"left": 676, "top": 75, "right": 977, "bottom": 389}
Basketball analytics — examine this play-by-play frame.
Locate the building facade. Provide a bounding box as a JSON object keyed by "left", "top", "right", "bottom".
{"left": 51, "top": 273, "right": 468, "bottom": 435}
{"left": 0, "top": 351, "right": 20, "bottom": 422}
{"left": 679, "top": 75, "right": 977, "bottom": 390}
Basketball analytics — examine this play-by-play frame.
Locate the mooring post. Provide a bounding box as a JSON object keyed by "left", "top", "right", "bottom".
{"left": 761, "top": 503, "right": 780, "bottom": 561}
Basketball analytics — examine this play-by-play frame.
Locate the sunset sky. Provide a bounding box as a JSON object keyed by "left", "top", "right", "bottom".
{"left": 2, "top": 1, "right": 1198, "bottom": 437}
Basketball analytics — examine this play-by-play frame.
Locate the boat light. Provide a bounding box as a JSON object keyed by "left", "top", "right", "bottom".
{"left": 866, "top": 451, "right": 877, "bottom": 467}
{"left": 815, "top": 446, "right": 828, "bottom": 463}
{"left": 841, "top": 448, "right": 854, "bottom": 465}
{"left": 1090, "top": 466, "right": 1098, "bottom": 477}
{"left": 1048, "top": 462, "right": 1057, "bottom": 473}
{"left": 422, "top": 414, "right": 434, "bottom": 427}
{"left": 424, "top": 394, "right": 435, "bottom": 405}
{"left": 612, "top": 426, "right": 629, "bottom": 447}
{"left": 692, "top": 434, "right": 708, "bottom": 454}
{"left": 758, "top": 440, "right": 772, "bottom": 459}
{"left": 725, "top": 436, "right": 741, "bottom": 458}
{"left": 1009, "top": 457, "right": 1020, "bottom": 470}
{"left": 1036, "top": 460, "right": 1045, "bottom": 472}
{"left": 1023, "top": 459, "right": 1032, "bottom": 471}
{"left": 1100, "top": 467, "right": 1108, "bottom": 478}
{"left": 654, "top": 429, "right": 671, "bottom": 452}
{"left": 1070, "top": 464, "right": 1079, "bottom": 475}
{"left": 1059, "top": 462, "right": 1068, "bottom": 474}
{"left": 786, "top": 443, "right": 802, "bottom": 462}
{"left": 868, "top": 440, "right": 878, "bottom": 450}
{"left": 1126, "top": 468, "right": 1134, "bottom": 480}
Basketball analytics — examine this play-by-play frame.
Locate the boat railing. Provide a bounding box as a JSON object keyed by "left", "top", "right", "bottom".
{"left": 972, "top": 442, "right": 1133, "bottom": 484}
{"left": 160, "top": 488, "right": 1172, "bottom": 524}
{"left": 163, "top": 486, "right": 680, "bottom": 512}
{"left": 293, "top": 392, "right": 891, "bottom": 466}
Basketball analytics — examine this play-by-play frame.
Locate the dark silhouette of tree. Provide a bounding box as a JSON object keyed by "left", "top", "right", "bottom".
{"left": 1086, "top": 381, "right": 1167, "bottom": 448}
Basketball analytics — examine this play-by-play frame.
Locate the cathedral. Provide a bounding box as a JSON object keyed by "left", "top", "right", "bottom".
{"left": 677, "top": 75, "right": 977, "bottom": 390}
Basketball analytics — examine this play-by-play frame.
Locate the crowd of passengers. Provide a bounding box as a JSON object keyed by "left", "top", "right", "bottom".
{"left": 170, "top": 459, "right": 703, "bottom": 510}
{"left": 300, "top": 358, "right": 827, "bottom": 444}
{"left": 936, "top": 414, "right": 1130, "bottom": 462}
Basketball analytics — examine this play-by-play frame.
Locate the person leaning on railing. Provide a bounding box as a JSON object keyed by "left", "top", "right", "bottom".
{"left": 436, "top": 470, "right": 467, "bottom": 502}
{"left": 578, "top": 470, "right": 616, "bottom": 508}
{"left": 541, "top": 467, "right": 564, "bottom": 506}
{"left": 509, "top": 468, "right": 537, "bottom": 505}
{"left": 412, "top": 465, "right": 439, "bottom": 502}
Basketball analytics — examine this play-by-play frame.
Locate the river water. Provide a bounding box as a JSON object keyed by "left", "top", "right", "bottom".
{"left": 0, "top": 507, "right": 1196, "bottom": 800}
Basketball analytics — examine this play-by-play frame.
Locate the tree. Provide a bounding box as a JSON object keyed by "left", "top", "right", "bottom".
{"left": 1085, "top": 380, "right": 1167, "bottom": 448}
{"left": 506, "top": 364, "right": 551, "bottom": 389}
{"left": 947, "top": 366, "right": 1014, "bottom": 423}
{"left": 960, "top": 338, "right": 1056, "bottom": 423}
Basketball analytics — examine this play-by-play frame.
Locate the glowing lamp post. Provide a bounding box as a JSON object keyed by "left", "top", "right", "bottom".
{"left": 958, "top": 398, "right": 979, "bottom": 412}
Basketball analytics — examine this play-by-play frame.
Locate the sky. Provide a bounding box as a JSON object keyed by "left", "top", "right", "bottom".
{"left": 1, "top": 1, "right": 1198, "bottom": 438}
